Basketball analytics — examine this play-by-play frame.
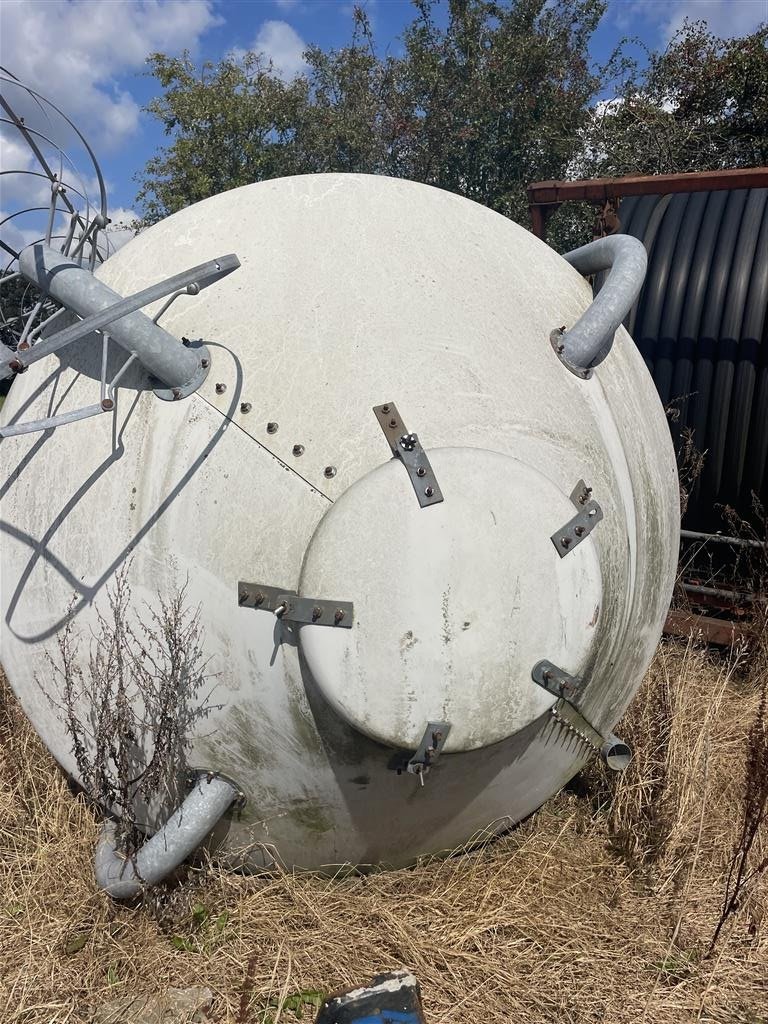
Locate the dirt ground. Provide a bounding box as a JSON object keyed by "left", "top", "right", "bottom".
{"left": 1, "top": 637, "right": 766, "bottom": 1023}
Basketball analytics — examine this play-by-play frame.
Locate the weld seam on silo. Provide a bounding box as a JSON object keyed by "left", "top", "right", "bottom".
{"left": 558, "top": 234, "right": 647, "bottom": 372}
{"left": 94, "top": 776, "right": 237, "bottom": 900}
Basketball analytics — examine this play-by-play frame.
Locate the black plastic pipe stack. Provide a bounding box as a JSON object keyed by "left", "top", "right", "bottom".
{"left": 615, "top": 187, "right": 768, "bottom": 532}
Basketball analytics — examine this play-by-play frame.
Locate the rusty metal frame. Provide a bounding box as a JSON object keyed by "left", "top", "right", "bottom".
{"left": 528, "top": 167, "right": 768, "bottom": 241}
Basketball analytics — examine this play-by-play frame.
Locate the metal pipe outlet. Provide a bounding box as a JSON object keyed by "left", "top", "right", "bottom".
{"left": 10, "top": 244, "right": 239, "bottom": 396}
{"left": 94, "top": 775, "right": 239, "bottom": 900}
{"left": 554, "top": 234, "right": 648, "bottom": 376}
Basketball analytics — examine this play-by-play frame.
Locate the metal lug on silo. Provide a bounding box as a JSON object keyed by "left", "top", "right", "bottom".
{"left": 531, "top": 660, "right": 585, "bottom": 701}
{"left": 373, "top": 401, "right": 443, "bottom": 508}
{"left": 406, "top": 721, "right": 451, "bottom": 781}
{"left": 551, "top": 479, "right": 603, "bottom": 557}
{"left": 237, "top": 582, "right": 354, "bottom": 628}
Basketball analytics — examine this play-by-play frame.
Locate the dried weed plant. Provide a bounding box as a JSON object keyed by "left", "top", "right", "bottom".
{"left": 39, "top": 565, "right": 218, "bottom": 855}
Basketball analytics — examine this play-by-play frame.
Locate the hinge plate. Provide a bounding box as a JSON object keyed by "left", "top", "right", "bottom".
{"left": 238, "top": 582, "right": 353, "bottom": 628}
{"left": 373, "top": 402, "right": 443, "bottom": 508}
{"left": 551, "top": 479, "right": 602, "bottom": 557}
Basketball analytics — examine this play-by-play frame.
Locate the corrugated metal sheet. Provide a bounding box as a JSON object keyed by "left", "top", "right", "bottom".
{"left": 616, "top": 188, "right": 768, "bottom": 531}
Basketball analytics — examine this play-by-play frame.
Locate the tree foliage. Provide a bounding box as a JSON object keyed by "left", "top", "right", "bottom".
{"left": 576, "top": 21, "right": 768, "bottom": 179}
{"left": 137, "top": 1, "right": 767, "bottom": 249}
{"left": 138, "top": 0, "right": 607, "bottom": 230}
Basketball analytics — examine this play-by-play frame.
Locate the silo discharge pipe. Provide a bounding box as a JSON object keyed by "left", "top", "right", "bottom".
{"left": 553, "top": 234, "right": 647, "bottom": 376}
{"left": 600, "top": 733, "right": 632, "bottom": 772}
{"left": 94, "top": 774, "right": 239, "bottom": 900}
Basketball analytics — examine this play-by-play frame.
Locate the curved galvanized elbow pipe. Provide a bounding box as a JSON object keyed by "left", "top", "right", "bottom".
{"left": 552, "top": 235, "right": 647, "bottom": 378}
{"left": 94, "top": 775, "right": 238, "bottom": 899}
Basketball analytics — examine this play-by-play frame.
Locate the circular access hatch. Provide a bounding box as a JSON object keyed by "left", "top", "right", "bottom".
{"left": 298, "top": 447, "right": 602, "bottom": 752}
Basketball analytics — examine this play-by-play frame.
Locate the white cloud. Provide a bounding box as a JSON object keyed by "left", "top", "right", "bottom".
{"left": 615, "top": 0, "right": 766, "bottom": 41}
{"left": 0, "top": 1, "right": 221, "bottom": 152}
{"left": 252, "top": 20, "right": 308, "bottom": 80}
{"left": 663, "top": 0, "right": 766, "bottom": 39}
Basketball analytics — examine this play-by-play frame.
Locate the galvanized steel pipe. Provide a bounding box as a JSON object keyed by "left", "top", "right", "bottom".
{"left": 15, "top": 244, "right": 222, "bottom": 395}
{"left": 94, "top": 775, "right": 238, "bottom": 899}
{"left": 556, "top": 234, "right": 648, "bottom": 374}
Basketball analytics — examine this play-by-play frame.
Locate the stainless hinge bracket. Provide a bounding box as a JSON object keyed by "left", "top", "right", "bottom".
{"left": 532, "top": 659, "right": 585, "bottom": 702}
{"left": 373, "top": 402, "right": 443, "bottom": 508}
{"left": 406, "top": 721, "right": 451, "bottom": 783}
{"left": 238, "top": 582, "right": 354, "bottom": 628}
{"left": 551, "top": 479, "right": 603, "bottom": 557}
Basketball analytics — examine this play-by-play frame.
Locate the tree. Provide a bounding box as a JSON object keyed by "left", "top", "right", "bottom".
{"left": 137, "top": 0, "right": 607, "bottom": 231}
{"left": 574, "top": 20, "right": 768, "bottom": 180}
{"left": 137, "top": 5, "right": 766, "bottom": 252}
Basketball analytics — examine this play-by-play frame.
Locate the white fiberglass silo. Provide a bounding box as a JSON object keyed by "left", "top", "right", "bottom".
{"left": 0, "top": 174, "right": 678, "bottom": 881}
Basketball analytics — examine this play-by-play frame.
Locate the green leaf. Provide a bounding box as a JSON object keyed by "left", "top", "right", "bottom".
{"left": 170, "top": 935, "right": 196, "bottom": 952}
{"left": 64, "top": 932, "right": 89, "bottom": 955}
{"left": 191, "top": 901, "right": 208, "bottom": 926}
{"left": 106, "top": 966, "right": 119, "bottom": 986}
{"left": 213, "top": 911, "right": 229, "bottom": 934}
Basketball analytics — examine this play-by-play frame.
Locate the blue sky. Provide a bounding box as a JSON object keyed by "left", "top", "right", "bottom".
{"left": 0, "top": 0, "right": 765, "bottom": 250}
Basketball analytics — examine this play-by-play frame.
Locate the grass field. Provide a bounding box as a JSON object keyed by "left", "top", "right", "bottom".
{"left": 1, "top": 637, "right": 766, "bottom": 1023}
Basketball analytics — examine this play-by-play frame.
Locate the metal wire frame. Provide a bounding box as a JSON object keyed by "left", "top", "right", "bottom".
{"left": 0, "top": 67, "right": 112, "bottom": 349}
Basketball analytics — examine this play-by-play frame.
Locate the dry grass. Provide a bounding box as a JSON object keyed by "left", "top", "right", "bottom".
{"left": 1, "top": 639, "right": 766, "bottom": 1023}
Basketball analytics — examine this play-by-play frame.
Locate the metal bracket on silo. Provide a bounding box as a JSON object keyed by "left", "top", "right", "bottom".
{"left": 238, "top": 582, "right": 354, "bottom": 628}
{"left": 405, "top": 721, "right": 451, "bottom": 784}
{"left": 551, "top": 479, "right": 603, "bottom": 557}
{"left": 531, "top": 659, "right": 585, "bottom": 701}
{"left": 373, "top": 402, "right": 443, "bottom": 508}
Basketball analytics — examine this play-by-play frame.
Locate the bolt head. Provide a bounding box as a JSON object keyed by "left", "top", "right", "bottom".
{"left": 266, "top": 422, "right": 278, "bottom": 434}
{"left": 240, "top": 402, "right": 252, "bottom": 414}
{"left": 292, "top": 444, "right": 305, "bottom": 457}
{"left": 324, "top": 466, "right": 337, "bottom": 478}
{"left": 424, "top": 486, "right": 434, "bottom": 497}
{"left": 215, "top": 382, "right": 226, "bottom": 394}
{"left": 201, "top": 358, "right": 210, "bottom": 369}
